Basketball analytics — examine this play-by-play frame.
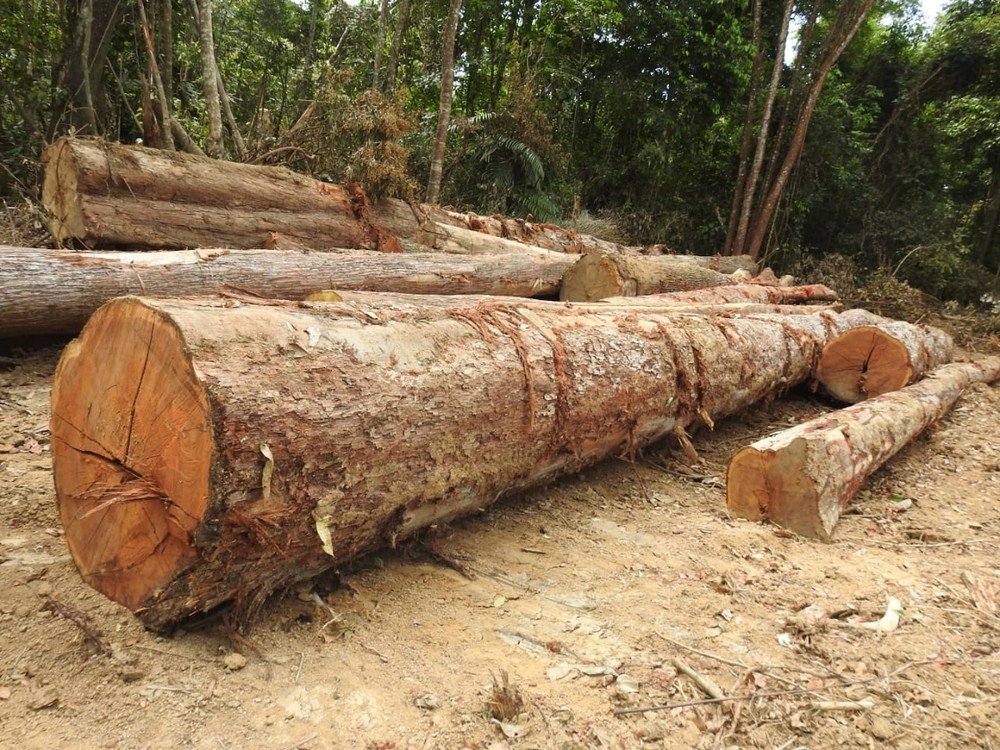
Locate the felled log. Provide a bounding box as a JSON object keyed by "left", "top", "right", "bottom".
{"left": 310, "top": 291, "right": 842, "bottom": 317}
{"left": 815, "top": 309, "right": 954, "bottom": 403}
{"left": 559, "top": 252, "right": 736, "bottom": 301}
{"left": 0, "top": 246, "right": 575, "bottom": 338}
{"left": 727, "top": 358, "right": 1000, "bottom": 540}
{"left": 597, "top": 283, "right": 839, "bottom": 307}
{"left": 41, "top": 137, "right": 755, "bottom": 274}
{"left": 52, "top": 295, "right": 870, "bottom": 631}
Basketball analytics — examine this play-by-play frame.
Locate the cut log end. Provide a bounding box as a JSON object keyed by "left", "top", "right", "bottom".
{"left": 726, "top": 442, "right": 832, "bottom": 541}
{"left": 51, "top": 298, "right": 212, "bottom": 612}
{"left": 816, "top": 326, "right": 914, "bottom": 403}
{"left": 42, "top": 138, "right": 83, "bottom": 243}
{"left": 559, "top": 253, "right": 628, "bottom": 301}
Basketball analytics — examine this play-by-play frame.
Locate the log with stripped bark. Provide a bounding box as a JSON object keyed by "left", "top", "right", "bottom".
{"left": 815, "top": 309, "right": 954, "bottom": 403}
{"left": 559, "top": 252, "right": 738, "bottom": 301}
{"left": 41, "top": 137, "right": 757, "bottom": 274}
{"left": 727, "top": 358, "right": 1000, "bottom": 540}
{"left": 0, "top": 246, "right": 576, "bottom": 338}
{"left": 597, "top": 283, "right": 839, "bottom": 306}
{"left": 52, "top": 294, "right": 868, "bottom": 631}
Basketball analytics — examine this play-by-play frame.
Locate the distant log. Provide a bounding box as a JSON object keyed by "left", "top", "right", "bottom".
{"left": 41, "top": 137, "right": 757, "bottom": 274}
{"left": 597, "top": 283, "right": 839, "bottom": 306}
{"left": 53, "top": 295, "right": 868, "bottom": 631}
{"left": 815, "top": 309, "right": 954, "bottom": 403}
{"left": 559, "top": 252, "right": 736, "bottom": 301}
{"left": 727, "top": 358, "right": 1000, "bottom": 540}
{"left": 0, "top": 246, "right": 576, "bottom": 338}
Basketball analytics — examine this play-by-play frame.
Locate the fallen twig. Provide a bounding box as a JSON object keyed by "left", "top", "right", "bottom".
{"left": 614, "top": 660, "right": 932, "bottom": 716}
{"left": 42, "top": 597, "right": 111, "bottom": 655}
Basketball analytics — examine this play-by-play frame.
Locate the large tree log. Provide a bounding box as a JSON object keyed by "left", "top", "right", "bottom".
{"left": 559, "top": 252, "right": 736, "bottom": 301}
{"left": 597, "top": 283, "right": 839, "bottom": 306}
{"left": 815, "top": 309, "right": 954, "bottom": 403}
{"left": 41, "top": 137, "right": 756, "bottom": 274}
{"left": 52, "top": 295, "right": 870, "bottom": 631}
{"left": 727, "top": 358, "right": 1000, "bottom": 540}
{"left": 0, "top": 246, "right": 575, "bottom": 338}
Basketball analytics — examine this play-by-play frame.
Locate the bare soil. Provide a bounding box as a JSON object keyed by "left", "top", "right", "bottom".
{"left": 1, "top": 342, "right": 999, "bottom": 749}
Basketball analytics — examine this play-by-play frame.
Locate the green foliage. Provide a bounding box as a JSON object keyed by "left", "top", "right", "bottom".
{"left": 0, "top": 0, "right": 998, "bottom": 305}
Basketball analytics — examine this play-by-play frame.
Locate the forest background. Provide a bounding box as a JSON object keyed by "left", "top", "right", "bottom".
{"left": 1, "top": 0, "right": 998, "bottom": 305}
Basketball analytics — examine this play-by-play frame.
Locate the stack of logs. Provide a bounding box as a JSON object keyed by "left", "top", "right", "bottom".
{"left": 13, "top": 137, "right": 995, "bottom": 633}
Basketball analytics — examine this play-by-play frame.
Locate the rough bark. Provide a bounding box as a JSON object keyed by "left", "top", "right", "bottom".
{"left": 727, "top": 358, "right": 1000, "bottom": 540}
{"left": 595, "top": 283, "right": 839, "bottom": 307}
{"left": 0, "top": 246, "right": 577, "bottom": 338}
{"left": 52, "top": 295, "right": 868, "bottom": 630}
{"left": 42, "top": 138, "right": 761, "bottom": 269}
{"left": 815, "top": 309, "right": 954, "bottom": 403}
{"left": 559, "top": 252, "right": 737, "bottom": 302}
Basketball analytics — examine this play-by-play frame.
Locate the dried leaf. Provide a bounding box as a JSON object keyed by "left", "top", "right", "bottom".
{"left": 313, "top": 513, "right": 334, "bottom": 557}
{"left": 260, "top": 444, "right": 274, "bottom": 502}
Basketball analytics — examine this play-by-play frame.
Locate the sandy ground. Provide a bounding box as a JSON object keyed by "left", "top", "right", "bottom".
{"left": 1, "top": 341, "right": 999, "bottom": 750}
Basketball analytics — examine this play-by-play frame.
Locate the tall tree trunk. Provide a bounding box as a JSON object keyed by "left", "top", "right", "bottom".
{"left": 47, "top": 0, "right": 122, "bottom": 138}
{"left": 425, "top": 0, "right": 463, "bottom": 204}
{"left": 300, "top": 0, "right": 321, "bottom": 100}
{"left": 193, "top": 0, "right": 224, "bottom": 157}
{"left": 385, "top": 0, "right": 411, "bottom": 90}
{"left": 154, "top": 0, "right": 173, "bottom": 108}
{"left": 761, "top": 0, "right": 821, "bottom": 205}
{"left": 976, "top": 159, "right": 1000, "bottom": 266}
{"left": 744, "top": 0, "right": 876, "bottom": 259}
{"left": 724, "top": 0, "right": 763, "bottom": 254}
{"left": 732, "top": 0, "right": 794, "bottom": 256}
{"left": 373, "top": 0, "right": 390, "bottom": 88}
{"left": 136, "top": 0, "right": 176, "bottom": 150}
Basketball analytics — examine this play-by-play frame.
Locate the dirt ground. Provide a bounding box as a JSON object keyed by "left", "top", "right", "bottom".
{"left": 1, "top": 341, "right": 999, "bottom": 750}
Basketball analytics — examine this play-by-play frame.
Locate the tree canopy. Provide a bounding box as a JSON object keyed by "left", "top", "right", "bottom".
{"left": 1, "top": 0, "right": 997, "bottom": 301}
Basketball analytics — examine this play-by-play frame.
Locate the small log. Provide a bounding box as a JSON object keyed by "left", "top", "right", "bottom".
{"left": 52, "top": 295, "right": 869, "bottom": 630}
{"left": 597, "top": 283, "right": 839, "bottom": 306}
{"left": 559, "top": 252, "right": 735, "bottom": 301}
{"left": 0, "top": 246, "right": 576, "bottom": 338}
{"left": 815, "top": 309, "right": 954, "bottom": 403}
{"left": 727, "top": 358, "right": 1000, "bottom": 540}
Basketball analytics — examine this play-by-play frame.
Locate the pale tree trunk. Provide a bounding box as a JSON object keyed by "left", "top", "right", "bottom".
{"left": 425, "top": 0, "right": 463, "bottom": 204}
{"left": 136, "top": 0, "right": 175, "bottom": 150}
{"left": 193, "top": 0, "right": 224, "bottom": 157}
{"left": 79, "top": 0, "right": 98, "bottom": 132}
{"left": 373, "top": 0, "right": 390, "bottom": 88}
{"left": 153, "top": 0, "right": 173, "bottom": 107}
{"left": 385, "top": 0, "right": 412, "bottom": 90}
{"left": 728, "top": 357, "right": 1000, "bottom": 540}
{"left": 53, "top": 294, "right": 868, "bottom": 630}
{"left": 762, "top": 0, "right": 821, "bottom": 205}
{"left": 724, "top": 0, "right": 762, "bottom": 254}
{"left": 732, "top": 0, "right": 794, "bottom": 256}
{"left": 744, "top": 0, "right": 876, "bottom": 259}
